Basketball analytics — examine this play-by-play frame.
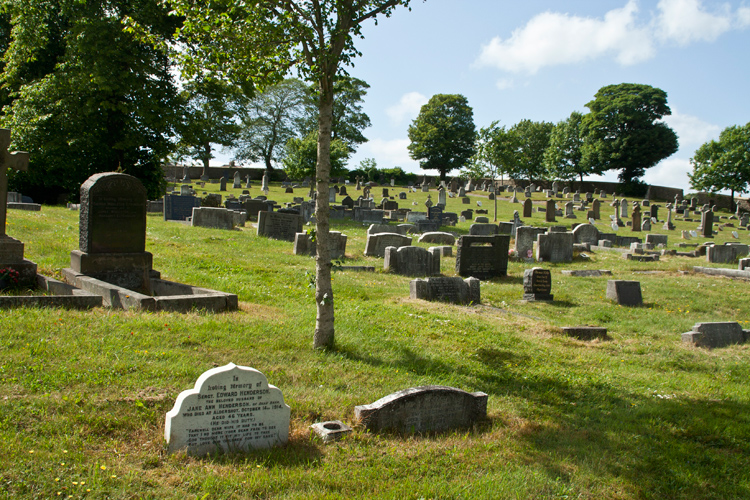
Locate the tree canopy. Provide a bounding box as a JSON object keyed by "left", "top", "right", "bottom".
{"left": 1, "top": 0, "right": 182, "bottom": 202}
{"left": 282, "top": 133, "right": 349, "bottom": 180}
{"left": 689, "top": 123, "right": 750, "bottom": 211}
{"left": 543, "top": 111, "right": 602, "bottom": 186}
{"left": 507, "top": 119, "right": 552, "bottom": 182}
{"left": 581, "top": 83, "right": 679, "bottom": 187}
{"left": 408, "top": 93, "right": 476, "bottom": 181}
{"left": 233, "top": 78, "right": 309, "bottom": 172}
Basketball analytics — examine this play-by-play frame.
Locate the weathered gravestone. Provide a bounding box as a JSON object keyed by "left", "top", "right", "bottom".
{"left": 354, "top": 386, "right": 487, "bottom": 434}
{"left": 514, "top": 226, "right": 546, "bottom": 260}
{"left": 0, "top": 129, "right": 34, "bottom": 285}
{"left": 257, "top": 211, "right": 303, "bottom": 242}
{"left": 522, "top": 267, "right": 553, "bottom": 301}
{"left": 469, "top": 223, "right": 498, "bottom": 236}
{"left": 606, "top": 280, "right": 642, "bottom": 306}
{"left": 523, "top": 198, "right": 533, "bottom": 218}
{"left": 455, "top": 235, "right": 510, "bottom": 279}
{"left": 645, "top": 234, "right": 668, "bottom": 247}
{"left": 418, "top": 232, "right": 456, "bottom": 245}
{"left": 682, "top": 322, "right": 747, "bottom": 349}
{"left": 385, "top": 246, "right": 440, "bottom": 276}
{"left": 293, "top": 231, "right": 347, "bottom": 259}
{"left": 536, "top": 232, "right": 573, "bottom": 263}
{"left": 68, "top": 172, "right": 152, "bottom": 293}
{"left": 572, "top": 224, "right": 599, "bottom": 246}
{"left": 364, "top": 232, "right": 412, "bottom": 258}
{"left": 191, "top": 207, "right": 239, "bottom": 230}
{"left": 700, "top": 210, "right": 714, "bottom": 238}
{"left": 368, "top": 223, "right": 408, "bottom": 235}
{"left": 242, "top": 199, "right": 271, "bottom": 220}
{"left": 165, "top": 363, "right": 290, "bottom": 456}
{"left": 233, "top": 171, "right": 241, "bottom": 189}
{"left": 706, "top": 244, "right": 749, "bottom": 263}
{"left": 219, "top": 177, "right": 227, "bottom": 191}
{"left": 545, "top": 199, "right": 556, "bottom": 222}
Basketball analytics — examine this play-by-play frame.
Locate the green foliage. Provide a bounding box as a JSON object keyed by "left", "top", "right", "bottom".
{"left": 408, "top": 93, "right": 477, "bottom": 181}
{"left": 581, "top": 83, "right": 679, "bottom": 186}
{"left": 466, "top": 121, "right": 512, "bottom": 181}
{"left": 689, "top": 123, "right": 750, "bottom": 207}
{"left": 1, "top": 0, "right": 182, "bottom": 202}
{"left": 508, "top": 119, "right": 553, "bottom": 181}
{"left": 282, "top": 133, "right": 349, "bottom": 180}
{"left": 233, "top": 78, "right": 309, "bottom": 171}
{"left": 543, "top": 111, "right": 602, "bottom": 185}
{"left": 175, "top": 78, "right": 248, "bottom": 176}
{"left": 300, "top": 76, "right": 372, "bottom": 154}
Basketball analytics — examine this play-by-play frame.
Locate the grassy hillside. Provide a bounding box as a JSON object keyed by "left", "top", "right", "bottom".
{"left": 2, "top": 184, "right": 749, "bottom": 499}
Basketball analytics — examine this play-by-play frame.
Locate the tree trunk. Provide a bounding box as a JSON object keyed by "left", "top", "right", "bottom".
{"left": 202, "top": 141, "right": 211, "bottom": 178}
{"left": 313, "top": 80, "right": 334, "bottom": 350}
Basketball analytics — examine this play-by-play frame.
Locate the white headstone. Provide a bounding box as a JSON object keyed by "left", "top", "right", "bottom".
{"left": 690, "top": 230, "right": 698, "bottom": 238}
{"left": 732, "top": 231, "right": 739, "bottom": 239}
{"left": 476, "top": 201, "right": 482, "bottom": 207}
{"left": 165, "top": 363, "right": 290, "bottom": 456}
{"left": 611, "top": 222, "right": 619, "bottom": 231}
{"left": 588, "top": 218, "right": 596, "bottom": 225}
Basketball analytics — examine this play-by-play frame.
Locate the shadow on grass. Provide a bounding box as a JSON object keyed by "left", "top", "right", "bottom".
{"left": 200, "top": 437, "right": 324, "bottom": 468}
{"left": 332, "top": 342, "right": 750, "bottom": 498}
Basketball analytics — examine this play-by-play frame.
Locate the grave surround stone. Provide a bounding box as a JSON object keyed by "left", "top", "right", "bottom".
{"left": 562, "top": 327, "right": 607, "bottom": 340}
{"left": 682, "top": 322, "right": 746, "bottom": 349}
{"left": 355, "top": 386, "right": 488, "bottom": 434}
{"left": 385, "top": 246, "right": 440, "bottom": 276}
{"left": 165, "top": 363, "right": 290, "bottom": 456}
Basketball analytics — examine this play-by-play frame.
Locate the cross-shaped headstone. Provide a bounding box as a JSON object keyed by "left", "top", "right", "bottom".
{"left": 0, "top": 129, "right": 30, "bottom": 237}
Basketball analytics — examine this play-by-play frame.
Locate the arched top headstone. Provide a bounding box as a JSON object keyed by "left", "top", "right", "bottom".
{"left": 79, "top": 172, "right": 147, "bottom": 254}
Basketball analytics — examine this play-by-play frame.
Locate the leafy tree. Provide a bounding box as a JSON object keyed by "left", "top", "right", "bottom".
{"left": 234, "top": 78, "right": 309, "bottom": 172}
{"left": 408, "top": 94, "right": 476, "bottom": 181}
{"left": 543, "top": 111, "right": 602, "bottom": 186}
{"left": 508, "top": 119, "right": 553, "bottom": 182}
{"left": 176, "top": 78, "right": 248, "bottom": 179}
{"left": 168, "top": 0, "right": 415, "bottom": 349}
{"left": 282, "top": 133, "right": 349, "bottom": 180}
{"left": 1, "top": 0, "right": 182, "bottom": 202}
{"left": 300, "top": 76, "right": 372, "bottom": 154}
{"left": 581, "top": 83, "right": 679, "bottom": 186}
{"left": 689, "top": 123, "right": 750, "bottom": 212}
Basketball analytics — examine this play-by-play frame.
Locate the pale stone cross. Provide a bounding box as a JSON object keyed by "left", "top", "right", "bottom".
{"left": 0, "top": 129, "right": 30, "bottom": 237}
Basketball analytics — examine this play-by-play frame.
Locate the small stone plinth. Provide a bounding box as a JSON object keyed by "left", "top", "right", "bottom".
{"left": 624, "top": 253, "right": 659, "bottom": 262}
{"left": 682, "top": 322, "right": 746, "bottom": 348}
{"left": 310, "top": 421, "right": 352, "bottom": 443}
{"left": 354, "top": 386, "right": 487, "bottom": 434}
{"left": 562, "top": 326, "right": 607, "bottom": 340}
{"left": 606, "top": 280, "right": 642, "bottom": 306}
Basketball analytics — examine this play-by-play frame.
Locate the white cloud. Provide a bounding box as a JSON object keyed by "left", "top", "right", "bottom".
{"left": 661, "top": 111, "right": 721, "bottom": 148}
{"left": 358, "top": 138, "right": 419, "bottom": 171}
{"left": 385, "top": 92, "right": 428, "bottom": 126}
{"left": 643, "top": 157, "right": 693, "bottom": 191}
{"left": 655, "top": 0, "right": 733, "bottom": 45}
{"left": 475, "top": 0, "right": 654, "bottom": 74}
{"left": 477, "top": 0, "right": 750, "bottom": 75}
{"left": 496, "top": 78, "right": 515, "bottom": 90}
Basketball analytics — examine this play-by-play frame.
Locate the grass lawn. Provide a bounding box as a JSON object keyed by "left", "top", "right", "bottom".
{"left": 1, "top": 183, "right": 749, "bottom": 499}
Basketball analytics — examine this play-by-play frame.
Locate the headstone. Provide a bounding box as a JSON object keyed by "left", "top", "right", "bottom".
{"left": 663, "top": 207, "right": 675, "bottom": 230}
{"left": 469, "top": 223, "right": 498, "bottom": 236}
{"left": 399, "top": 192, "right": 407, "bottom": 200}
{"left": 164, "top": 194, "right": 202, "bottom": 221}
{"left": 354, "top": 386, "right": 487, "bottom": 434}
{"left": 191, "top": 207, "right": 238, "bottom": 230}
{"left": 522, "top": 198, "right": 533, "bottom": 218}
{"left": 438, "top": 187, "right": 446, "bottom": 207}
{"left": 219, "top": 177, "right": 227, "bottom": 191}
{"left": 368, "top": 223, "right": 407, "bottom": 236}
{"left": 418, "top": 232, "right": 455, "bottom": 245}
{"left": 620, "top": 199, "right": 628, "bottom": 218}
{"left": 701, "top": 210, "right": 714, "bottom": 238}
{"left": 455, "top": 235, "right": 510, "bottom": 279}
{"left": 591, "top": 199, "right": 600, "bottom": 220}
{"left": 522, "top": 267, "right": 553, "bottom": 301}
{"left": 261, "top": 171, "right": 269, "bottom": 192}
{"left": 641, "top": 218, "right": 651, "bottom": 231}
{"left": 631, "top": 205, "right": 641, "bottom": 232}
{"left": 682, "top": 322, "right": 745, "bottom": 349}
{"left": 233, "top": 171, "right": 241, "bottom": 189}
{"left": 293, "top": 231, "right": 347, "bottom": 259}
{"left": 564, "top": 201, "right": 576, "bottom": 219}
{"left": 385, "top": 246, "right": 440, "bottom": 276}
{"left": 364, "top": 232, "right": 412, "bottom": 258}
{"left": 571, "top": 224, "right": 599, "bottom": 245}
{"left": 606, "top": 280, "right": 642, "bottom": 306}
{"left": 257, "top": 211, "right": 303, "bottom": 242}
{"left": 545, "top": 199, "right": 556, "bottom": 222}
{"left": 68, "top": 172, "right": 151, "bottom": 293}
{"left": 514, "top": 226, "right": 545, "bottom": 260}
{"left": 706, "top": 244, "right": 749, "bottom": 263}
{"left": 165, "top": 363, "right": 290, "bottom": 456}
{"left": 510, "top": 188, "right": 518, "bottom": 203}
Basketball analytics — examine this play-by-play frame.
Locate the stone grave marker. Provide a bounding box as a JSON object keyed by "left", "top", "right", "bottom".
{"left": 385, "top": 246, "right": 440, "bottom": 276}
{"left": 164, "top": 193, "right": 202, "bottom": 221}
{"left": 523, "top": 198, "right": 532, "bottom": 218}
{"left": 364, "top": 232, "right": 412, "bottom": 258}
{"left": 514, "top": 226, "right": 546, "bottom": 260}
{"left": 545, "top": 199, "right": 556, "bottom": 222}
{"left": 455, "top": 234, "right": 510, "bottom": 279}
{"left": 165, "top": 363, "right": 290, "bottom": 456}
{"left": 293, "top": 231, "right": 347, "bottom": 259}
{"left": 522, "top": 267, "right": 553, "bottom": 301}
{"left": 682, "top": 322, "right": 746, "bottom": 349}
{"left": 219, "top": 177, "right": 227, "bottom": 191}
{"left": 355, "top": 386, "right": 487, "bottom": 434}
{"left": 701, "top": 210, "right": 714, "bottom": 238}
{"left": 536, "top": 232, "right": 573, "bottom": 263}
{"left": 257, "top": 211, "right": 303, "bottom": 242}
{"left": 606, "top": 280, "right": 642, "bottom": 306}
{"left": 469, "top": 223, "right": 498, "bottom": 236}
{"left": 233, "top": 171, "right": 241, "bottom": 188}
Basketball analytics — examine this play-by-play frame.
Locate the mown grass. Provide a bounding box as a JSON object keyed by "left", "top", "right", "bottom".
{"left": 1, "top": 184, "right": 749, "bottom": 499}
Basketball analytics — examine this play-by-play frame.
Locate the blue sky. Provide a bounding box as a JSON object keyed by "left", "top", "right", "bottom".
{"left": 220, "top": 0, "right": 750, "bottom": 192}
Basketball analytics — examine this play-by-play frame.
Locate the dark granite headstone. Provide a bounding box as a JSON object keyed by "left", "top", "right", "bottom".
{"left": 455, "top": 234, "right": 510, "bottom": 279}
{"left": 522, "top": 267, "right": 553, "bottom": 301}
